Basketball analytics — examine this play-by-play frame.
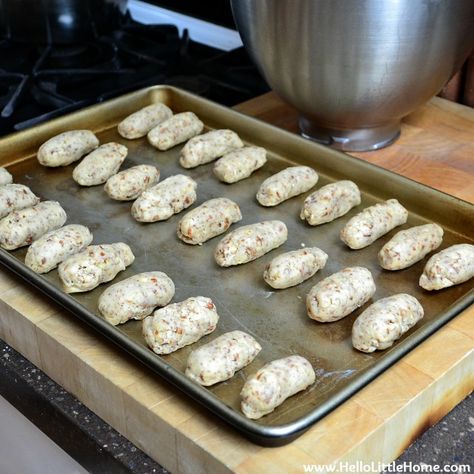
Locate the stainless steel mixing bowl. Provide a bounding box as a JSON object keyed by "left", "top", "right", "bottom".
{"left": 231, "top": 0, "right": 474, "bottom": 151}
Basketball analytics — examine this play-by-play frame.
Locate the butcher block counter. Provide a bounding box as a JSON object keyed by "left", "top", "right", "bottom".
{"left": 0, "top": 92, "right": 473, "bottom": 473}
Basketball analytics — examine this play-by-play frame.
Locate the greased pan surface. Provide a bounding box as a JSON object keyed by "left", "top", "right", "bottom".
{"left": 0, "top": 86, "right": 472, "bottom": 445}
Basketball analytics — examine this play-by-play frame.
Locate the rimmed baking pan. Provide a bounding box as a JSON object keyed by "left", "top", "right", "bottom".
{"left": 0, "top": 86, "right": 472, "bottom": 445}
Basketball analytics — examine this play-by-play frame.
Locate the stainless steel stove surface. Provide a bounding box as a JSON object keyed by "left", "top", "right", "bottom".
{"left": 0, "top": 5, "right": 269, "bottom": 136}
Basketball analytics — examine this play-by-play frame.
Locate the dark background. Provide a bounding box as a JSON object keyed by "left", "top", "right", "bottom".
{"left": 144, "top": 0, "right": 236, "bottom": 28}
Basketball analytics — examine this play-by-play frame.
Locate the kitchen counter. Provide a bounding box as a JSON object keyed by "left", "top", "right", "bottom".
{"left": 235, "top": 92, "right": 474, "bottom": 202}
{"left": 2, "top": 338, "right": 472, "bottom": 473}
{"left": 0, "top": 92, "right": 473, "bottom": 473}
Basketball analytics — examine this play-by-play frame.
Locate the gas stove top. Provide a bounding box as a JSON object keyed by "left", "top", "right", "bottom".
{"left": 0, "top": 10, "right": 269, "bottom": 136}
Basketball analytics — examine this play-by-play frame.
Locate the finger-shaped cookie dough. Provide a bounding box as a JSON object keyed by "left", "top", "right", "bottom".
{"left": 98, "top": 271, "right": 175, "bottom": 325}
{"left": 352, "top": 294, "right": 424, "bottom": 353}
{"left": 104, "top": 165, "right": 160, "bottom": 201}
{"left": 214, "top": 220, "right": 288, "bottom": 267}
{"left": 72, "top": 142, "right": 127, "bottom": 186}
{"left": 213, "top": 146, "right": 267, "bottom": 183}
{"left": 179, "top": 129, "right": 244, "bottom": 169}
{"left": 300, "top": 180, "right": 361, "bottom": 225}
{"left": 306, "top": 267, "right": 376, "bottom": 322}
{"left": 185, "top": 330, "right": 261, "bottom": 386}
{"left": 263, "top": 247, "right": 328, "bottom": 289}
{"left": 256, "top": 166, "right": 319, "bottom": 207}
{"left": 0, "top": 168, "right": 13, "bottom": 186}
{"left": 0, "top": 184, "right": 40, "bottom": 219}
{"left": 147, "top": 112, "right": 204, "bottom": 151}
{"left": 340, "top": 199, "right": 408, "bottom": 249}
{"left": 0, "top": 201, "right": 67, "bottom": 250}
{"left": 142, "top": 296, "right": 219, "bottom": 355}
{"left": 177, "top": 197, "right": 242, "bottom": 245}
{"left": 37, "top": 130, "right": 99, "bottom": 167}
{"left": 378, "top": 223, "right": 444, "bottom": 270}
{"left": 131, "top": 174, "right": 197, "bottom": 223}
{"left": 240, "top": 355, "right": 315, "bottom": 419}
{"left": 25, "top": 224, "right": 92, "bottom": 274}
{"left": 419, "top": 243, "right": 474, "bottom": 290}
{"left": 118, "top": 103, "right": 173, "bottom": 139}
{"left": 58, "top": 243, "right": 134, "bottom": 293}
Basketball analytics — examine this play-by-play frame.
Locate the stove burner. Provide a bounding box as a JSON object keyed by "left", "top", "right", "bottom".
{"left": 0, "top": 41, "right": 41, "bottom": 74}
{"left": 0, "top": 18, "right": 269, "bottom": 136}
{"left": 36, "top": 41, "right": 118, "bottom": 72}
{"left": 0, "top": 74, "right": 29, "bottom": 119}
{"left": 113, "top": 24, "right": 181, "bottom": 66}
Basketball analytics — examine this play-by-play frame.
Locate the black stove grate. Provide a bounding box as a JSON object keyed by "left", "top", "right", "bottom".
{"left": 0, "top": 17, "right": 269, "bottom": 136}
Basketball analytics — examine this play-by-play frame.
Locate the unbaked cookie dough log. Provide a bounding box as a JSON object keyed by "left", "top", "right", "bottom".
{"left": 256, "top": 166, "right": 319, "bottom": 207}
{"left": 213, "top": 146, "right": 267, "bottom": 183}
{"left": 340, "top": 199, "right": 408, "bottom": 249}
{"left": 378, "top": 223, "right": 444, "bottom": 270}
{"left": 0, "top": 168, "right": 13, "bottom": 186}
{"left": 241, "top": 355, "right": 315, "bottom": 419}
{"left": 147, "top": 112, "right": 204, "bottom": 151}
{"left": 37, "top": 130, "right": 99, "bottom": 167}
{"left": 185, "top": 330, "right": 261, "bottom": 386}
{"left": 300, "top": 180, "right": 361, "bottom": 225}
{"left": 180, "top": 129, "right": 244, "bottom": 169}
{"left": 419, "top": 243, "right": 474, "bottom": 290}
{"left": 142, "top": 296, "right": 219, "bottom": 355}
{"left": 0, "top": 184, "right": 39, "bottom": 219}
{"left": 0, "top": 201, "right": 67, "bottom": 250}
{"left": 214, "top": 220, "right": 288, "bottom": 267}
{"left": 177, "top": 197, "right": 242, "bottom": 245}
{"left": 118, "top": 103, "right": 173, "bottom": 139}
{"left": 104, "top": 165, "right": 160, "bottom": 201}
{"left": 131, "top": 174, "right": 197, "bottom": 223}
{"left": 98, "top": 271, "right": 175, "bottom": 325}
{"left": 306, "top": 266, "right": 376, "bottom": 322}
{"left": 25, "top": 224, "right": 92, "bottom": 274}
{"left": 352, "top": 294, "right": 424, "bottom": 353}
{"left": 58, "top": 243, "right": 134, "bottom": 293}
{"left": 263, "top": 247, "right": 328, "bottom": 289}
{"left": 72, "top": 142, "right": 127, "bottom": 186}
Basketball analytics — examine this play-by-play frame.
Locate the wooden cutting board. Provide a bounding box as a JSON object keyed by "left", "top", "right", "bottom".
{"left": 0, "top": 93, "right": 473, "bottom": 473}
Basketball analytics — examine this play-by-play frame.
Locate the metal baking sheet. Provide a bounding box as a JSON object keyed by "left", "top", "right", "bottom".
{"left": 0, "top": 86, "right": 472, "bottom": 446}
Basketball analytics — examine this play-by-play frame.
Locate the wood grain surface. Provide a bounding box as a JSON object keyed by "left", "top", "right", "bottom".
{"left": 235, "top": 93, "right": 474, "bottom": 203}
{"left": 0, "top": 93, "right": 473, "bottom": 473}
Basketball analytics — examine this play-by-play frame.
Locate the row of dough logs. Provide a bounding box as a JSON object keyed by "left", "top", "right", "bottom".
{"left": 25, "top": 102, "right": 474, "bottom": 287}
{"left": 0, "top": 157, "right": 449, "bottom": 276}
{"left": 26, "top": 112, "right": 466, "bottom": 280}
{"left": 28, "top": 101, "right": 465, "bottom": 281}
